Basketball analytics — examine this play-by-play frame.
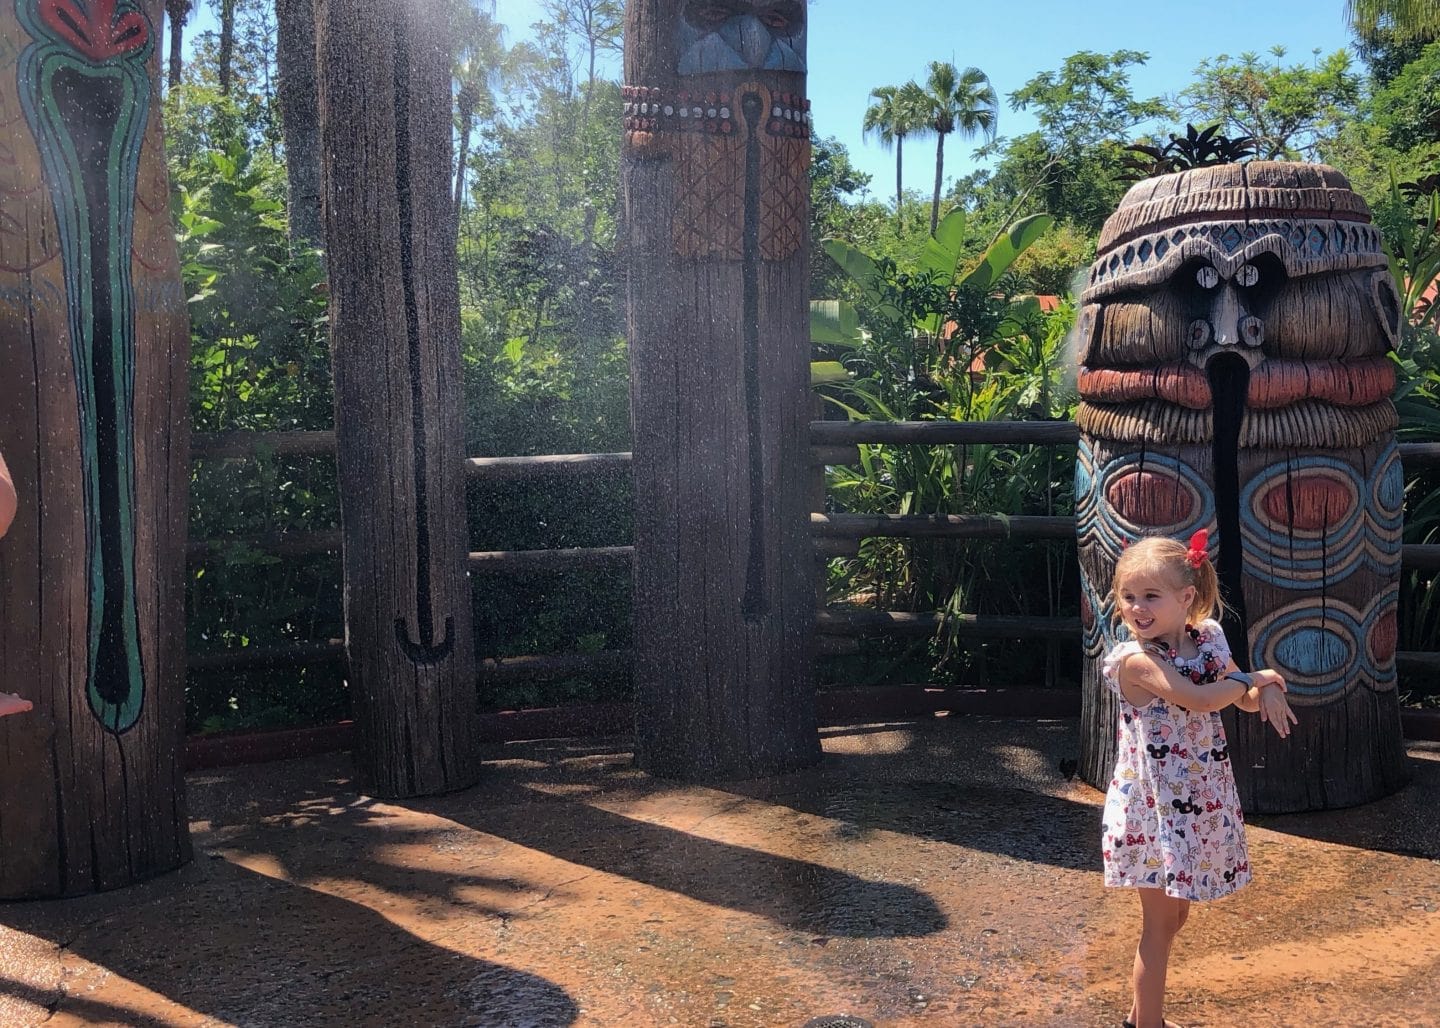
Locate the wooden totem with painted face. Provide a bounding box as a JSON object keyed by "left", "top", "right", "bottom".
{"left": 1075, "top": 163, "right": 1408, "bottom": 812}
{"left": 0, "top": 0, "right": 192, "bottom": 896}
{"left": 621, "top": 0, "right": 820, "bottom": 779}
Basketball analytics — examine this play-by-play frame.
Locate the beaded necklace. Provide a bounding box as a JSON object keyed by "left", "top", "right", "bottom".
{"left": 1149, "top": 624, "right": 1226, "bottom": 685}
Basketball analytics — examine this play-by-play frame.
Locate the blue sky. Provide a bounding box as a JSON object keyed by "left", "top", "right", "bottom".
{"left": 188, "top": 0, "right": 1358, "bottom": 202}
{"left": 501, "top": 0, "right": 1357, "bottom": 200}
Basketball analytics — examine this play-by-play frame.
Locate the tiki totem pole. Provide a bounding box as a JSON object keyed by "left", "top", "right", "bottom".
{"left": 1075, "top": 163, "right": 1407, "bottom": 812}
{"left": 622, "top": 1, "right": 821, "bottom": 778}
{"left": 0, "top": 0, "right": 192, "bottom": 896}
{"left": 316, "top": 0, "right": 479, "bottom": 797}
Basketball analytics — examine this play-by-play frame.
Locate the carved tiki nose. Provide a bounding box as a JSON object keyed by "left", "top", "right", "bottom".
{"left": 1200, "top": 281, "right": 1266, "bottom": 350}
{"left": 1209, "top": 281, "right": 1243, "bottom": 346}
{"left": 738, "top": 15, "right": 773, "bottom": 67}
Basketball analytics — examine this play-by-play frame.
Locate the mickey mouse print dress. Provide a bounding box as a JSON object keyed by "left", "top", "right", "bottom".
{"left": 1100, "top": 619, "right": 1251, "bottom": 901}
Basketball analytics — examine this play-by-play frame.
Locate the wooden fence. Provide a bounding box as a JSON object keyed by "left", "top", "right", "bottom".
{"left": 188, "top": 424, "right": 1440, "bottom": 682}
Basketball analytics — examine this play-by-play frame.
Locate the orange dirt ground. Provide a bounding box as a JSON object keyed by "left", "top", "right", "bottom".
{"left": 2, "top": 716, "right": 1438, "bottom": 1027}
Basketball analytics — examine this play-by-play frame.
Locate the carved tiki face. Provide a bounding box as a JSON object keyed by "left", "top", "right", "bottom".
{"left": 676, "top": 1, "right": 807, "bottom": 74}
{"left": 1074, "top": 163, "right": 1404, "bottom": 705}
{"left": 622, "top": 0, "right": 810, "bottom": 262}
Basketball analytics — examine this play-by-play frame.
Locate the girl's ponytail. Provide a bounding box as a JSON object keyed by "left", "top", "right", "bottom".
{"left": 1184, "top": 530, "right": 1224, "bottom": 623}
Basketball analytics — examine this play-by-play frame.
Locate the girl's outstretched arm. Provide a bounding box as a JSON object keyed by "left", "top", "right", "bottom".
{"left": 1117, "top": 650, "right": 1251, "bottom": 712}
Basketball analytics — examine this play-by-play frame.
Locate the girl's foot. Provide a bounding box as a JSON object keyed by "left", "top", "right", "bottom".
{"left": 0, "top": 692, "right": 33, "bottom": 716}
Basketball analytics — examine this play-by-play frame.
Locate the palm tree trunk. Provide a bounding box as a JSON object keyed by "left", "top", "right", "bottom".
{"left": 931, "top": 132, "right": 946, "bottom": 235}
{"left": 454, "top": 114, "right": 473, "bottom": 216}
{"left": 166, "top": 0, "right": 189, "bottom": 88}
{"left": 219, "top": 0, "right": 236, "bottom": 96}
{"left": 895, "top": 138, "right": 903, "bottom": 229}
{"left": 276, "top": 0, "right": 323, "bottom": 248}
{"left": 581, "top": 36, "right": 596, "bottom": 164}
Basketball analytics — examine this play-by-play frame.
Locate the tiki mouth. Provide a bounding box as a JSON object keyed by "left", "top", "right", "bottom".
{"left": 1206, "top": 353, "right": 1251, "bottom": 446}
{"left": 1207, "top": 352, "right": 1252, "bottom": 668}
{"left": 1076, "top": 357, "right": 1395, "bottom": 410}
{"left": 1206, "top": 352, "right": 1251, "bottom": 404}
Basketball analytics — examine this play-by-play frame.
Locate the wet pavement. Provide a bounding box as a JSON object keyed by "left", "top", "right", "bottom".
{"left": 2, "top": 716, "right": 1438, "bottom": 1027}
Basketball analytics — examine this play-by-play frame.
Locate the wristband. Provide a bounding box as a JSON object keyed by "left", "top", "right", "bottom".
{"left": 1224, "top": 671, "right": 1255, "bottom": 687}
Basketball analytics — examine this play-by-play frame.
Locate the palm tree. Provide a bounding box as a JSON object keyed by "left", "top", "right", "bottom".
{"left": 164, "top": 0, "right": 191, "bottom": 89}
{"left": 921, "top": 62, "right": 998, "bottom": 235}
{"left": 863, "top": 82, "right": 927, "bottom": 228}
{"left": 1347, "top": 0, "right": 1440, "bottom": 39}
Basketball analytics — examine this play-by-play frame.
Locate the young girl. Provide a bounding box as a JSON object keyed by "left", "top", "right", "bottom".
{"left": 1101, "top": 531, "right": 1296, "bottom": 1028}
{"left": 0, "top": 447, "right": 33, "bottom": 717}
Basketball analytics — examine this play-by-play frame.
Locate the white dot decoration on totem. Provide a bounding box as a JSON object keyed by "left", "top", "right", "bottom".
{"left": 622, "top": 85, "right": 811, "bottom": 139}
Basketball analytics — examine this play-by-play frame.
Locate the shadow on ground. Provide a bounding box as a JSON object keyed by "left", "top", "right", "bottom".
{"left": 2, "top": 716, "right": 1437, "bottom": 1027}
{"left": 2, "top": 827, "right": 580, "bottom": 1026}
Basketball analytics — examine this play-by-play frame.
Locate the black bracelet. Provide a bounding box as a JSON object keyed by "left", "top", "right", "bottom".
{"left": 1224, "top": 671, "right": 1255, "bottom": 687}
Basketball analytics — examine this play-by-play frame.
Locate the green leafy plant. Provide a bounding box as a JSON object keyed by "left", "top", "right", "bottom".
{"left": 1119, "top": 123, "right": 1258, "bottom": 181}
{"left": 813, "top": 210, "right": 1080, "bottom": 687}
{"left": 1380, "top": 163, "right": 1440, "bottom": 703}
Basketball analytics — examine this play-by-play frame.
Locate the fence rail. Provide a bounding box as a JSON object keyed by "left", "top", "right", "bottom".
{"left": 468, "top": 546, "right": 633, "bottom": 573}
{"left": 191, "top": 430, "right": 337, "bottom": 459}
{"left": 189, "top": 427, "right": 1440, "bottom": 467}
{"left": 815, "top": 610, "right": 1083, "bottom": 640}
{"left": 810, "top": 420, "right": 1081, "bottom": 446}
{"left": 185, "top": 425, "right": 1440, "bottom": 683}
{"left": 813, "top": 513, "right": 1076, "bottom": 540}
{"left": 187, "top": 521, "right": 1440, "bottom": 573}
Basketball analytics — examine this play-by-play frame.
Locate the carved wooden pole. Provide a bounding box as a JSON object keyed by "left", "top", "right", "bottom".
{"left": 0, "top": 0, "right": 191, "bottom": 897}
{"left": 621, "top": 1, "right": 820, "bottom": 778}
{"left": 1076, "top": 162, "right": 1408, "bottom": 812}
{"left": 316, "top": 0, "right": 479, "bottom": 797}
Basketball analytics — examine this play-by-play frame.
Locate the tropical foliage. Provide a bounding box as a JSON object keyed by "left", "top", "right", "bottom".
{"left": 165, "top": 2, "right": 1440, "bottom": 727}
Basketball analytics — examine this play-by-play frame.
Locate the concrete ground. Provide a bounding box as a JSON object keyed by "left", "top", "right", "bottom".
{"left": 2, "top": 716, "right": 1438, "bottom": 1028}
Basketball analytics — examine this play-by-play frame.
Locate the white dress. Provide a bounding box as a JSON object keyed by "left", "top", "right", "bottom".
{"left": 1100, "top": 619, "right": 1251, "bottom": 901}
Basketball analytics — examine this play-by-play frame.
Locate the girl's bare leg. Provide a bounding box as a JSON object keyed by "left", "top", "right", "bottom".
{"left": 0, "top": 693, "right": 33, "bottom": 716}
{"left": 1127, "top": 887, "right": 1189, "bottom": 1028}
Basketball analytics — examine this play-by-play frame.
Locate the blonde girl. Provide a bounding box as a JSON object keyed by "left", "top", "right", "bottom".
{"left": 1100, "top": 531, "right": 1296, "bottom": 1028}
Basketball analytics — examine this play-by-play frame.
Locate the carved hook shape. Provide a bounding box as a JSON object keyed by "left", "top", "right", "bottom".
{"left": 396, "top": 615, "right": 455, "bottom": 666}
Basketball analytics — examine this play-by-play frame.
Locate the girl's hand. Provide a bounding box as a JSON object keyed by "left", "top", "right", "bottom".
{"left": 1252, "top": 668, "right": 1287, "bottom": 692}
{"left": 1256, "top": 685, "right": 1298, "bottom": 738}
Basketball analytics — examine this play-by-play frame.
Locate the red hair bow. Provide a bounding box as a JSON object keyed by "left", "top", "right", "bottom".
{"left": 1185, "top": 529, "right": 1209, "bottom": 569}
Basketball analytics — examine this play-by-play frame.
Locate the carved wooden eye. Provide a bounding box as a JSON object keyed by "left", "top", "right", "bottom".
{"left": 1236, "top": 263, "right": 1260, "bottom": 287}
{"left": 1195, "top": 265, "right": 1219, "bottom": 289}
{"left": 687, "top": 2, "right": 743, "bottom": 30}
{"left": 760, "top": 6, "right": 795, "bottom": 29}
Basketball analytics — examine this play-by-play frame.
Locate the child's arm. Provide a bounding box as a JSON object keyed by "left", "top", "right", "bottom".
{"left": 1226, "top": 659, "right": 1297, "bottom": 736}
{"left": 1231, "top": 676, "right": 1284, "bottom": 713}
{"left": 0, "top": 449, "right": 34, "bottom": 716}
{"left": 1117, "top": 649, "right": 1253, "bottom": 713}
{"left": 0, "top": 449, "right": 15, "bottom": 539}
